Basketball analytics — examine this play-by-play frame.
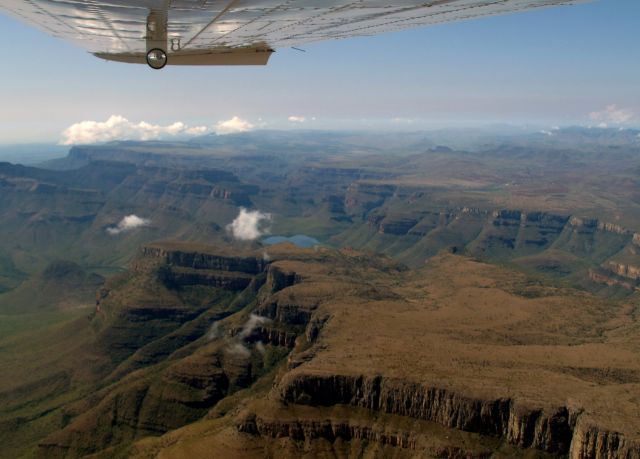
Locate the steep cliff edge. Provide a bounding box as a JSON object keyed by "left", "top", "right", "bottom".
{"left": 340, "top": 204, "right": 638, "bottom": 291}
{"left": 126, "top": 249, "right": 640, "bottom": 459}
{"left": 5, "top": 243, "right": 640, "bottom": 458}
{"left": 31, "top": 243, "right": 333, "bottom": 457}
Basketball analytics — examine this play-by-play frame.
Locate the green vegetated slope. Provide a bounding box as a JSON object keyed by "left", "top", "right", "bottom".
{"left": 1, "top": 128, "right": 640, "bottom": 456}
{"left": 4, "top": 127, "right": 640, "bottom": 299}
{"left": 2, "top": 242, "right": 640, "bottom": 458}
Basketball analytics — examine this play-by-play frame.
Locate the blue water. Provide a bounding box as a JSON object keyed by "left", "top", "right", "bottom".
{"left": 262, "top": 235, "right": 320, "bottom": 248}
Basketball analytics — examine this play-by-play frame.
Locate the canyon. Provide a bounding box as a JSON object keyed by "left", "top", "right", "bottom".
{"left": 5, "top": 241, "right": 640, "bottom": 458}
{"left": 2, "top": 128, "right": 640, "bottom": 457}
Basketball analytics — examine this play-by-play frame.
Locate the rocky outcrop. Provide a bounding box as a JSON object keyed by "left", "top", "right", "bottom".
{"left": 142, "top": 246, "right": 266, "bottom": 274}
{"left": 597, "top": 222, "right": 630, "bottom": 235}
{"left": 492, "top": 209, "right": 522, "bottom": 226}
{"left": 163, "top": 267, "right": 253, "bottom": 291}
{"left": 278, "top": 373, "right": 584, "bottom": 454}
{"left": 517, "top": 212, "right": 570, "bottom": 248}
{"left": 237, "top": 413, "right": 417, "bottom": 449}
{"left": 523, "top": 211, "right": 569, "bottom": 228}
{"left": 264, "top": 264, "right": 299, "bottom": 293}
{"left": 570, "top": 418, "right": 640, "bottom": 458}
{"left": 243, "top": 326, "right": 297, "bottom": 348}
{"left": 605, "top": 261, "right": 640, "bottom": 281}
{"left": 257, "top": 301, "right": 313, "bottom": 325}
{"left": 588, "top": 269, "right": 638, "bottom": 290}
{"left": 569, "top": 217, "right": 599, "bottom": 233}
{"left": 346, "top": 205, "right": 639, "bottom": 280}
{"left": 569, "top": 217, "right": 631, "bottom": 236}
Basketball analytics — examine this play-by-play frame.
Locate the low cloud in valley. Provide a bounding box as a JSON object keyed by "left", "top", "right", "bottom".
{"left": 226, "top": 208, "right": 272, "bottom": 241}
{"left": 107, "top": 215, "right": 151, "bottom": 235}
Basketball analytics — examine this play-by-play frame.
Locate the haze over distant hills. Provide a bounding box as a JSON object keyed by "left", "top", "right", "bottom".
{"left": 1, "top": 127, "right": 640, "bottom": 458}
{"left": 0, "top": 144, "right": 68, "bottom": 165}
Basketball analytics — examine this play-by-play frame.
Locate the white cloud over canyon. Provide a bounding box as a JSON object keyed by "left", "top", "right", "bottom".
{"left": 226, "top": 208, "right": 271, "bottom": 241}
{"left": 61, "top": 115, "right": 255, "bottom": 144}
{"left": 589, "top": 104, "right": 635, "bottom": 128}
{"left": 214, "top": 116, "right": 254, "bottom": 134}
{"left": 61, "top": 115, "right": 208, "bottom": 145}
{"left": 107, "top": 214, "right": 151, "bottom": 235}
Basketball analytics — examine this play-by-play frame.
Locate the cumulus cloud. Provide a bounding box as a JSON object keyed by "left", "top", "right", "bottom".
{"left": 288, "top": 115, "right": 306, "bottom": 123}
{"left": 106, "top": 215, "right": 151, "bottom": 235}
{"left": 61, "top": 115, "right": 210, "bottom": 145}
{"left": 239, "top": 313, "right": 271, "bottom": 339}
{"left": 226, "top": 208, "right": 272, "bottom": 241}
{"left": 215, "top": 116, "right": 254, "bottom": 134}
{"left": 589, "top": 105, "right": 635, "bottom": 128}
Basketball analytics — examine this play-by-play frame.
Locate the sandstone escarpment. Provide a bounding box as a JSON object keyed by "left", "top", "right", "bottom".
{"left": 237, "top": 412, "right": 418, "bottom": 449}
{"left": 16, "top": 243, "right": 640, "bottom": 459}
{"left": 588, "top": 268, "right": 638, "bottom": 290}
{"left": 256, "top": 298, "right": 314, "bottom": 325}
{"left": 588, "top": 258, "right": 640, "bottom": 290}
{"left": 142, "top": 245, "right": 266, "bottom": 274}
{"left": 235, "top": 409, "right": 527, "bottom": 458}
{"left": 605, "top": 261, "right": 640, "bottom": 281}
{"left": 278, "top": 373, "right": 577, "bottom": 454}
{"left": 264, "top": 264, "right": 299, "bottom": 293}
{"left": 162, "top": 267, "right": 254, "bottom": 291}
{"left": 243, "top": 326, "right": 298, "bottom": 348}
{"left": 343, "top": 203, "right": 640, "bottom": 280}
{"left": 274, "top": 370, "right": 640, "bottom": 457}
{"left": 94, "top": 243, "right": 275, "bottom": 370}
{"left": 569, "top": 217, "right": 632, "bottom": 236}
{"left": 570, "top": 417, "right": 640, "bottom": 458}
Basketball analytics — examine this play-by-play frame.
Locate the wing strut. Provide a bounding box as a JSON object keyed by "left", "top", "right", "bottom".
{"left": 146, "top": 7, "right": 169, "bottom": 69}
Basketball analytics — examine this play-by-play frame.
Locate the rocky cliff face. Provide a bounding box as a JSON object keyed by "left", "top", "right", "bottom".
{"left": 278, "top": 373, "right": 576, "bottom": 454}
{"left": 345, "top": 204, "right": 638, "bottom": 284}
{"left": 271, "top": 373, "right": 640, "bottom": 458}
{"left": 141, "top": 245, "right": 266, "bottom": 274}
{"left": 163, "top": 267, "right": 254, "bottom": 291}
{"left": 13, "top": 244, "right": 640, "bottom": 458}
{"left": 570, "top": 418, "right": 640, "bottom": 459}
{"left": 237, "top": 413, "right": 418, "bottom": 450}
{"left": 588, "top": 268, "right": 638, "bottom": 290}
{"left": 36, "top": 245, "right": 308, "bottom": 458}
{"left": 605, "top": 261, "right": 640, "bottom": 281}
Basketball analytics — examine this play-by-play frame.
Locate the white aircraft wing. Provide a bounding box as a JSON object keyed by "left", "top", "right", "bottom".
{"left": 0, "top": 0, "right": 588, "bottom": 68}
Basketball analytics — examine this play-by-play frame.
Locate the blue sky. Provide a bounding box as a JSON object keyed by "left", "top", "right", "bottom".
{"left": 0, "top": 0, "right": 639, "bottom": 144}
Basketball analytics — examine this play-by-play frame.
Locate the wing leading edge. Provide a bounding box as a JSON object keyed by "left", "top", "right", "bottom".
{"left": 0, "top": 0, "right": 589, "bottom": 68}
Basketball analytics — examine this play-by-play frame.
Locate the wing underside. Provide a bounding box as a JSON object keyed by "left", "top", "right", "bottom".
{"left": 1, "top": 0, "right": 587, "bottom": 65}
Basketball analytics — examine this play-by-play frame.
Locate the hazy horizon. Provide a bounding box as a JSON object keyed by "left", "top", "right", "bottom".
{"left": 1, "top": 0, "right": 639, "bottom": 144}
